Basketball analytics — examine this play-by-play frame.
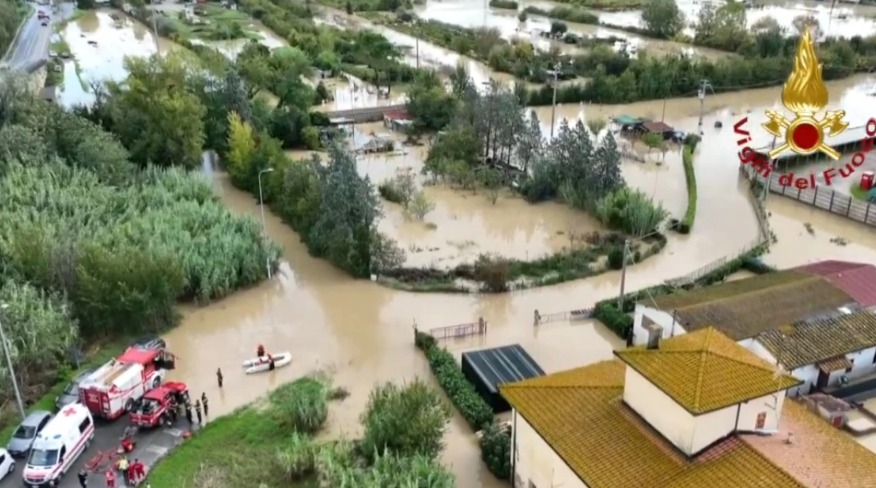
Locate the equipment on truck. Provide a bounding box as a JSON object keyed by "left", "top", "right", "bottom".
{"left": 129, "top": 382, "right": 189, "bottom": 428}
{"left": 78, "top": 346, "right": 176, "bottom": 420}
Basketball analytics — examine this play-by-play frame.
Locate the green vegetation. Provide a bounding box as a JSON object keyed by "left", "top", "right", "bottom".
{"left": 318, "top": 0, "right": 412, "bottom": 12}
{"left": 489, "top": 0, "right": 518, "bottom": 9}
{"left": 522, "top": 5, "right": 599, "bottom": 25}
{"left": 678, "top": 143, "right": 698, "bottom": 234}
{"left": 149, "top": 375, "right": 455, "bottom": 486}
{"left": 155, "top": 5, "right": 264, "bottom": 41}
{"left": 850, "top": 181, "right": 872, "bottom": 201}
{"left": 554, "top": 0, "right": 641, "bottom": 10}
{"left": 414, "top": 331, "right": 511, "bottom": 480}
{"left": 0, "top": 0, "right": 27, "bottom": 56}
{"left": 0, "top": 74, "right": 278, "bottom": 428}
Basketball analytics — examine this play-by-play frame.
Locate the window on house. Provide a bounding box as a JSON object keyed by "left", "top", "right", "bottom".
{"left": 756, "top": 412, "right": 767, "bottom": 429}
{"left": 847, "top": 358, "right": 855, "bottom": 373}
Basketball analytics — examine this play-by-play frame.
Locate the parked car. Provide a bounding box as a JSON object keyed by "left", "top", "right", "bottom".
{"left": 0, "top": 448, "right": 14, "bottom": 481}
{"left": 6, "top": 411, "right": 53, "bottom": 458}
{"left": 55, "top": 369, "right": 94, "bottom": 410}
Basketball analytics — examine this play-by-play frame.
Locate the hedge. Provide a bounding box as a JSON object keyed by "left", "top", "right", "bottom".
{"left": 414, "top": 331, "right": 493, "bottom": 430}
{"left": 414, "top": 330, "right": 510, "bottom": 479}
{"left": 488, "top": 0, "right": 518, "bottom": 8}
{"left": 679, "top": 144, "right": 697, "bottom": 234}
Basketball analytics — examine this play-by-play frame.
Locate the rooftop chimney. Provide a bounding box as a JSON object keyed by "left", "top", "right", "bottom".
{"left": 646, "top": 325, "right": 663, "bottom": 350}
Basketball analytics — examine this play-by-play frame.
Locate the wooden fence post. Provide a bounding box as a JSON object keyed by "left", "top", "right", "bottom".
{"left": 848, "top": 197, "right": 853, "bottom": 215}
{"left": 866, "top": 203, "right": 871, "bottom": 224}
{"left": 829, "top": 191, "right": 834, "bottom": 212}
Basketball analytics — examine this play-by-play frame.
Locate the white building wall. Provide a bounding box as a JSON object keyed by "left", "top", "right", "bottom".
{"left": 750, "top": 342, "right": 876, "bottom": 396}
{"left": 622, "top": 367, "right": 697, "bottom": 454}
{"left": 690, "top": 391, "right": 787, "bottom": 452}
{"left": 632, "top": 305, "right": 687, "bottom": 346}
{"left": 512, "top": 411, "right": 587, "bottom": 488}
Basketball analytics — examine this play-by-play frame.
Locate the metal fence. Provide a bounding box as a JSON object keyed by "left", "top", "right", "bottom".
{"left": 428, "top": 317, "right": 488, "bottom": 341}
{"left": 533, "top": 308, "right": 593, "bottom": 326}
{"left": 743, "top": 165, "right": 876, "bottom": 227}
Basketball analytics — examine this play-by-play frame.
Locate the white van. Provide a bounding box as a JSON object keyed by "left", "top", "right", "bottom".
{"left": 22, "top": 404, "right": 94, "bottom": 487}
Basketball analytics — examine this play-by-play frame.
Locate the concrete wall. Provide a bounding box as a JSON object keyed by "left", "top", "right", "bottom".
{"left": 623, "top": 366, "right": 787, "bottom": 455}
{"left": 512, "top": 411, "right": 587, "bottom": 488}
{"left": 632, "top": 305, "right": 687, "bottom": 346}
{"left": 623, "top": 367, "right": 697, "bottom": 454}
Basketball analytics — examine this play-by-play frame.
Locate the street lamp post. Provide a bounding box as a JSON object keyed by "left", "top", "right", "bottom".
{"left": 0, "top": 303, "right": 25, "bottom": 420}
{"left": 150, "top": 0, "right": 161, "bottom": 55}
{"left": 257, "top": 168, "right": 274, "bottom": 279}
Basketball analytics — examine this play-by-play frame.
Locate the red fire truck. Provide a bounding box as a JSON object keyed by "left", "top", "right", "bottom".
{"left": 78, "top": 345, "right": 176, "bottom": 420}
{"left": 129, "top": 381, "right": 189, "bottom": 428}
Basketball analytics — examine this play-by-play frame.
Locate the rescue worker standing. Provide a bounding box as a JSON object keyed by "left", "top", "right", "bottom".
{"left": 194, "top": 399, "right": 203, "bottom": 425}
{"left": 78, "top": 469, "right": 88, "bottom": 487}
{"left": 184, "top": 401, "right": 193, "bottom": 425}
{"left": 201, "top": 392, "right": 209, "bottom": 417}
{"left": 216, "top": 368, "right": 223, "bottom": 388}
{"left": 117, "top": 456, "right": 129, "bottom": 485}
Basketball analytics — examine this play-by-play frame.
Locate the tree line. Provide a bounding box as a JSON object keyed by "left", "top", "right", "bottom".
{"left": 380, "top": 11, "right": 876, "bottom": 105}
{"left": 0, "top": 0, "right": 26, "bottom": 57}
{"left": 0, "top": 75, "right": 278, "bottom": 427}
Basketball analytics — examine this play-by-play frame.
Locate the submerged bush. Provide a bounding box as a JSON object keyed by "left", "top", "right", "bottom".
{"left": 480, "top": 422, "right": 511, "bottom": 480}
{"left": 361, "top": 380, "right": 451, "bottom": 460}
{"left": 270, "top": 376, "right": 331, "bottom": 434}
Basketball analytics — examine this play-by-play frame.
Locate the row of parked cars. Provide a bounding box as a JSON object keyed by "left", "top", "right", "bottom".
{"left": 0, "top": 337, "right": 172, "bottom": 487}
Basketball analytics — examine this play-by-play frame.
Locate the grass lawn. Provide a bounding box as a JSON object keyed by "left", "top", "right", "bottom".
{"left": 849, "top": 181, "right": 873, "bottom": 201}
{"left": 147, "top": 378, "right": 323, "bottom": 487}
{"left": 0, "top": 336, "right": 135, "bottom": 444}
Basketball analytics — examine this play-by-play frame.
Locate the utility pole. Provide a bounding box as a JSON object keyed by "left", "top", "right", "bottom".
{"left": 697, "top": 79, "right": 712, "bottom": 135}
{"left": 661, "top": 96, "right": 667, "bottom": 122}
{"left": 0, "top": 303, "right": 25, "bottom": 420}
{"left": 150, "top": 0, "right": 161, "bottom": 55}
{"left": 550, "top": 63, "right": 560, "bottom": 138}
{"left": 257, "top": 168, "right": 274, "bottom": 279}
{"left": 416, "top": 36, "right": 419, "bottom": 69}
{"left": 617, "top": 239, "right": 631, "bottom": 310}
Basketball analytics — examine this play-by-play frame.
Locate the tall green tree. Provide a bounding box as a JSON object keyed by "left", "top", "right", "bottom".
{"left": 105, "top": 55, "right": 206, "bottom": 168}
{"left": 642, "top": 0, "right": 685, "bottom": 39}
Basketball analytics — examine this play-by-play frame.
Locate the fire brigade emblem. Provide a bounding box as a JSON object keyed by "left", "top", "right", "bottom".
{"left": 762, "top": 28, "right": 848, "bottom": 160}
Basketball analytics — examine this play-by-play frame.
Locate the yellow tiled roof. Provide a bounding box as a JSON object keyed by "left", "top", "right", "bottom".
{"left": 500, "top": 360, "right": 805, "bottom": 488}
{"left": 615, "top": 328, "right": 801, "bottom": 414}
{"left": 742, "top": 400, "right": 876, "bottom": 487}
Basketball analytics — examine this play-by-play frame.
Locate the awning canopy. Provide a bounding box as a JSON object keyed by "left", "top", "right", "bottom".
{"left": 818, "top": 356, "right": 852, "bottom": 374}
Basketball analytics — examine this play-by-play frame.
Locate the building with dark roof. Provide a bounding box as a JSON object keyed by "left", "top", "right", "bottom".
{"left": 460, "top": 345, "right": 544, "bottom": 413}
{"left": 633, "top": 269, "right": 858, "bottom": 346}
{"left": 753, "top": 311, "right": 876, "bottom": 395}
{"left": 500, "top": 328, "right": 876, "bottom": 488}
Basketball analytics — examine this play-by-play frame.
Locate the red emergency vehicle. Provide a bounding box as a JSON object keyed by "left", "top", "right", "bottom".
{"left": 129, "top": 381, "right": 189, "bottom": 428}
{"left": 78, "top": 345, "right": 176, "bottom": 420}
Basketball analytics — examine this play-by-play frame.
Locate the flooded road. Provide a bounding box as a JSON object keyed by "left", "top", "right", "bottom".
{"left": 57, "top": 9, "right": 876, "bottom": 480}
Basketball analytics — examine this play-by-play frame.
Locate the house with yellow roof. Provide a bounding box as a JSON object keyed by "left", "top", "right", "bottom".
{"left": 500, "top": 327, "right": 876, "bottom": 488}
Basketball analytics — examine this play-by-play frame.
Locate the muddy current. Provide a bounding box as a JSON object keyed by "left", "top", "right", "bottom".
{"left": 55, "top": 10, "right": 876, "bottom": 485}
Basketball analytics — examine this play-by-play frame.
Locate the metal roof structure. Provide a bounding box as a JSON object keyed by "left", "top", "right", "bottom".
{"left": 462, "top": 344, "right": 544, "bottom": 412}
{"left": 796, "top": 260, "right": 876, "bottom": 308}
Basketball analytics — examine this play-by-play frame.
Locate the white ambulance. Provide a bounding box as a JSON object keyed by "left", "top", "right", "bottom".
{"left": 21, "top": 404, "right": 94, "bottom": 488}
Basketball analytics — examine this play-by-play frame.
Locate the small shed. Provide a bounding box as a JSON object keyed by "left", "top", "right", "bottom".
{"left": 384, "top": 110, "right": 413, "bottom": 133}
{"left": 461, "top": 345, "right": 545, "bottom": 413}
{"left": 638, "top": 121, "right": 676, "bottom": 140}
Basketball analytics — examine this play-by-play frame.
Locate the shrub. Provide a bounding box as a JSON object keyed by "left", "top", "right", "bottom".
{"left": 270, "top": 376, "right": 330, "bottom": 434}
{"left": 271, "top": 432, "right": 317, "bottom": 482}
{"left": 488, "top": 0, "right": 518, "bottom": 8}
{"left": 596, "top": 187, "right": 668, "bottom": 237}
{"left": 607, "top": 247, "right": 624, "bottom": 270}
{"left": 360, "top": 380, "right": 451, "bottom": 460}
{"left": 378, "top": 181, "right": 407, "bottom": 204}
{"left": 679, "top": 144, "right": 697, "bottom": 234}
{"left": 474, "top": 255, "right": 511, "bottom": 292}
{"left": 480, "top": 422, "right": 511, "bottom": 480}
{"left": 414, "top": 331, "right": 494, "bottom": 430}
{"left": 593, "top": 301, "right": 632, "bottom": 338}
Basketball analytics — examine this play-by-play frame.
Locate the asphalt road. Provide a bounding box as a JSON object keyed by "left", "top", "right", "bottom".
{"left": 0, "top": 415, "right": 195, "bottom": 488}
{"left": 2, "top": 2, "right": 74, "bottom": 72}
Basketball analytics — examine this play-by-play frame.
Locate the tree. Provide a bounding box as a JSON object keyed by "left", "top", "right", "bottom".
{"left": 695, "top": 1, "right": 747, "bottom": 52}
{"left": 514, "top": 111, "right": 543, "bottom": 174}
{"left": 360, "top": 380, "right": 450, "bottom": 460}
{"left": 642, "top": 0, "right": 685, "bottom": 39}
{"left": 105, "top": 55, "right": 206, "bottom": 168}
{"left": 641, "top": 133, "right": 664, "bottom": 152}
{"left": 407, "top": 191, "right": 435, "bottom": 220}
{"left": 227, "top": 112, "right": 257, "bottom": 191}
{"left": 346, "top": 0, "right": 352, "bottom": 14}
{"left": 586, "top": 117, "right": 607, "bottom": 137}
{"left": 596, "top": 187, "right": 668, "bottom": 236}
{"left": 406, "top": 70, "right": 456, "bottom": 131}
{"left": 308, "top": 146, "right": 382, "bottom": 277}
